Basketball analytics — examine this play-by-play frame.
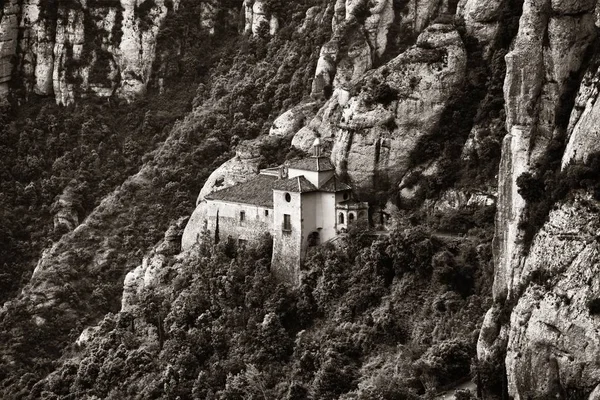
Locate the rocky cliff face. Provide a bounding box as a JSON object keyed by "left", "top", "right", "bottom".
{"left": 4, "top": 0, "right": 600, "bottom": 397}
{"left": 310, "top": 0, "right": 451, "bottom": 100}
{"left": 476, "top": 0, "right": 600, "bottom": 396}
{"left": 493, "top": 0, "right": 595, "bottom": 299}
{"left": 243, "top": 0, "right": 279, "bottom": 36}
{"left": 0, "top": 0, "right": 19, "bottom": 97}
{"left": 294, "top": 23, "right": 466, "bottom": 186}
{"left": 0, "top": 0, "right": 184, "bottom": 104}
{"left": 504, "top": 193, "right": 600, "bottom": 398}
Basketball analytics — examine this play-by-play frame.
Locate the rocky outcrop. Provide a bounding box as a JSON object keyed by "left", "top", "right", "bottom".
{"left": 116, "top": 0, "right": 172, "bottom": 101}
{"left": 182, "top": 140, "right": 263, "bottom": 250}
{"left": 0, "top": 0, "right": 19, "bottom": 97}
{"left": 311, "top": 0, "right": 388, "bottom": 98}
{"left": 460, "top": 0, "right": 505, "bottom": 57}
{"left": 52, "top": 185, "right": 80, "bottom": 233}
{"left": 490, "top": 0, "right": 596, "bottom": 303}
{"left": 122, "top": 217, "right": 186, "bottom": 312}
{"left": 269, "top": 102, "right": 317, "bottom": 137}
{"left": 297, "top": 23, "right": 467, "bottom": 187}
{"left": 562, "top": 60, "right": 600, "bottom": 167}
{"left": 1, "top": 0, "right": 185, "bottom": 103}
{"left": 311, "top": 0, "right": 450, "bottom": 99}
{"left": 477, "top": 0, "right": 598, "bottom": 395}
{"left": 503, "top": 193, "right": 600, "bottom": 399}
{"left": 243, "top": 0, "right": 278, "bottom": 36}
{"left": 196, "top": 141, "right": 262, "bottom": 205}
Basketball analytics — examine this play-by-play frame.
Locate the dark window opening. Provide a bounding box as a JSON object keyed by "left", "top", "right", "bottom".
{"left": 349, "top": 213, "right": 355, "bottom": 222}
{"left": 343, "top": 193, "right": 349, "bottom": 200}
{"left": 283, "top": 214, "right": 291, "bottom": 231}
{"left": 265, "top": 209, "right": 269, "bottom": 216}
{"left": 308, "top": 231, "right": 320, "bottom": 247}
{"left": 285, "top": 193, "right": 291, "bottom": 202}
{"left": 339, "top": 213, "right": 345, "bottom": 224}
{"left": 240, "top": 211, "right": 245, "bottom": 222}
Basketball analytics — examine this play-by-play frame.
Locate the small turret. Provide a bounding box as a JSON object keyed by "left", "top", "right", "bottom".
{"left": 312, "top": 137, "right": 322, "bottom": 157}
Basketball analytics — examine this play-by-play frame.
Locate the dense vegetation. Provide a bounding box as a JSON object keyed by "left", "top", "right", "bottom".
{"left": 31, "top": 220, "right": 493, "bottom": 399}
{"left": 517, "top": 152, "right": 600, "bottom": 250}
{"left": 0, "top": 0, "right": 334, "bottom": 396}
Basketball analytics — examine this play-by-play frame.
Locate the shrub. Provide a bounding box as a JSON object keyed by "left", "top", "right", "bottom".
{"left": 372, "top": 83, "right": 399, "bottom": 106}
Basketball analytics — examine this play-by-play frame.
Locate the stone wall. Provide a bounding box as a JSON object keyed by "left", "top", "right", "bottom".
{"left": 207, "top": 200, "right": 273, "bottom": 245}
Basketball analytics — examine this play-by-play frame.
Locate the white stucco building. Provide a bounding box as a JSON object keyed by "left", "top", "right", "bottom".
{"left": 186, "top": 141, "right": 368, "bottom": 284}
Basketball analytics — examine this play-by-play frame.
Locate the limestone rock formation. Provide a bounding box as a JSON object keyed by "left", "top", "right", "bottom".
{"left": 461, "top": 0, "right": 505, "bottom": 57}
{"left": 0, "top": 0, "right": 184, "bottom": 104}
{"left": 196, "top": 141, "right": 262, "bottom": 205}
{"left": 297, "top": 23, "right": 467, "bottom": 187}
{"left": 243, "top": 0, "right": 278, "bottom": 37}
{"left": 489, "top": 0, "right": 596, "bottom": 304}
{"left": 504, "top": 194, "right": 600, "bottom": 398}
{"left": 52, "top": 185, "right": 80, "bottom": 233}
{"left": 562, "top": 60, "right": 600, "bottom": 167}
{"left": 0, "top": 0, "right": 19, "bottom": 97}
{"left": 182, "top": 140, "right": 263, "bottom": 250}
{"left": 311, "top": 0, "right": 452, "bottom": 99}
{"left": 269, "top": 102, "right": 317, "bottom": 137}
{"left": 122, "top": 217, "right": 187, "bottom": 312}
{"left": 477, "top": 0, "right": 600, "bottom": 395}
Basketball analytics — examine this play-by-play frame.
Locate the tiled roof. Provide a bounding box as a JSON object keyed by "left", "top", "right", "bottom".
{"left": 205, "top": 175, "right": 277, "bottom": 207}
{"left": 319, "top": 175, "right": 352, "bottom": 192}
{"left": 287, "top": 156, "right": 335, "bottom": 172}
{"left": 272, "top": 176, "right": 318, "bottom": 193}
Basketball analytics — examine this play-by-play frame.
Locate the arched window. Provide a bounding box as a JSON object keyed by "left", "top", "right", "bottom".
{"left": 339, "top": 212, "right": 345, "bottom": 224}
{"left": 349, "top": 213, "right": 355, "bottom": 223}
{"left": 285, "top": 193, "right": 291, "bottom": 202}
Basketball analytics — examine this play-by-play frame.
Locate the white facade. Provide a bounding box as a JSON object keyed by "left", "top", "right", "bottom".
{"left": 189, "top": 151, "right": 369, "bottom": 285}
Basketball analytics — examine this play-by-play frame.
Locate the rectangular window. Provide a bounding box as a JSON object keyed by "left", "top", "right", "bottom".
{"left": 265, "top": 209, "right": 269, "bottom": 216}
{"left": 283, "top": 214, "right": 291, "bottom": 231}
{"left": 240, "top": 211, "right": 245, "bottom": 222}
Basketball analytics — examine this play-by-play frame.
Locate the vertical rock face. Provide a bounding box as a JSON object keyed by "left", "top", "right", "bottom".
{"left": 562, "top": 61, "right": 600, "bottom": 167}
{"left": 0, "top": 1, "right": 20, "bottom": 96}
{"left": 310, "top": 0, "right": 449, "bottom": 99}
{"left": 1, "top": 0, "right": 185, "bottom": 104}
{"left": 504, "top": 194, "right": 600, "bottom": 399}
{"left": 461, "top": 0, "right": 505, "bottom": 56}
{"left": 243, "top": 0, "right": 278, "bottom": 37}
{"left": 116, "top": 0, "right": 170, "bottom": 102}
{"left": 489, "top": 0, "right": 596, "bottom": 304}
{"left": 52, "top": 185, "right": 80, "bottom": 233}
{"left": 312, "top": 0, "right": 393, "bottom": 98}
{"left": 477, "top": 0, "right": 600, "bottom": 396}
{"left": 297, "top": 24, "right": 466, "bottom": 187}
